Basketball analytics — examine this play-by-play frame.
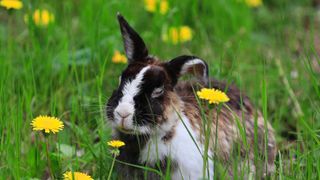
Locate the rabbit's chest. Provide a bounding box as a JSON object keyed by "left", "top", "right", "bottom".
{"left": 139, "top": 114, "right": 212, "bottom": 179}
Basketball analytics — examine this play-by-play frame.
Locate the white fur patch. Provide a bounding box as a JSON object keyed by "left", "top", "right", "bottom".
{"left": 171, "top": 114, "right": 214, "bottom": 180}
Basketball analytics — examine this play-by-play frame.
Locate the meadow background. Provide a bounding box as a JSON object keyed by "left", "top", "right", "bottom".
{"left": 0, "top": 0, "right": 320, "bottom": 179}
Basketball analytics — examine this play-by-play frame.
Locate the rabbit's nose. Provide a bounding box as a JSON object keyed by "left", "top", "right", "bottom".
{"left": 116, "top": 110, "right": 131, "bottom": 119}
{"left": 114, "top": 102, "right": 134, "bottom": 120}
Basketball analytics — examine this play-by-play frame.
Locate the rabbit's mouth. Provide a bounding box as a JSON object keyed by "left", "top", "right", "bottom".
{"left": 116, "top": 125, "right": 151, "bottom": 135}
{"left": 116, "top": 126, "right": 135, "bottom": 134}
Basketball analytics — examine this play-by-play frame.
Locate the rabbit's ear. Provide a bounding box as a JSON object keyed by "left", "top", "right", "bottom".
{"left": 117, "top": 13, "right": 149, "bottom": 63}
{"left": 165, "top": 55, "right": 209, "bottom": 86}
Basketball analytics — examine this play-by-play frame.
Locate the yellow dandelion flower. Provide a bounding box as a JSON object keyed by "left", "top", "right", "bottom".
{"left": 0, "top": 0, "right": 23, "bottom": 10}
{"left": 144, "top": 0, "right": 156, "bottom": 12}
{"left": 26, "top": 9, "right": 55, "bottom": 27}
{"left": 31, "top": 115, "right": 64, "bottom": 134}
{"left": 64, "top": 171, "right": 93, "bottom": 180}
{"left": 144, "top": 0, "right": 169, "bottom": 14}
{"left": 165, "top": 27, "right": 179, "bottom": 44}
{"left": 107, "top": 140, "right": 125, "bottom": 148}
{"left": 197, "top": 88, "right": 230, "bottom": 104}
{"left": 179, "top": 26, "right": 192, "bottom": 42}
{"left": 245, "top": 0, "right": 262, "bottom": 7}
{"left": 159, "top": 0, "right": 169, "bottom": 15}
{"left": 112, "top": 50, "right": 127, "bottom": 64}
{"left": 163, "top": 26, "right": 193, "bottom": 44}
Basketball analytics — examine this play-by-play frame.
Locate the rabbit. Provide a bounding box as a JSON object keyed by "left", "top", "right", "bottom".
{"left": 106, "top": 13, "right": 276, "bottom": 180}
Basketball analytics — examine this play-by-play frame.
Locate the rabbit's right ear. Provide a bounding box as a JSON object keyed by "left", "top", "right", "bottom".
{"left": 117, "top": 13, "right": 149, "bottom": 64}
{"left": 165, "top": 55, "right": 209, "bottom": 87}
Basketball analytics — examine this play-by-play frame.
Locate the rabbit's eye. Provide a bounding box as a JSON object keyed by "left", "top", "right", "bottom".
{"left": 151, "top": 86, "right": 164, "bottom": 98}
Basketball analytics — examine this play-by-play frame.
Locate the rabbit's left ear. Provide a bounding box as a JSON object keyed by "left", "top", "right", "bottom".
{"left": 117, "top": 13, "right": 149, "bottom": 63}
{"left": 165, "top": 55, "right": 209, "bottom": 87}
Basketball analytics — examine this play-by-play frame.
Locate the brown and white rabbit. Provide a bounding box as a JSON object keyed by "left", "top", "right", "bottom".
{"left": 106, "top": 14, "right": 276, "bottom": 180}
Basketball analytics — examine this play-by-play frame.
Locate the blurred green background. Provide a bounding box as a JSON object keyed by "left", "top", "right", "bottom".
{"left": 0, "top": 0, "right": 320, "bottom": 179}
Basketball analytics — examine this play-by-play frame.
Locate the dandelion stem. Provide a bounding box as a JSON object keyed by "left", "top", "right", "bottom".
{"left": 107, "top": 154, "right": 116, "bottom": 180}
{"left": 45, "top": 137, "right": 54, "bottom": 179}
{"left": 203, "top": 105, "right": 215, "bottom": 179}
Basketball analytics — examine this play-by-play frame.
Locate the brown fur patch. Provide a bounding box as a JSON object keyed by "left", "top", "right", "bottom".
{"left": 175, "top": 81, "right": 202, "bottom": 130}
{"left": 161, "top": 91, "right": 182, "bottom": 123}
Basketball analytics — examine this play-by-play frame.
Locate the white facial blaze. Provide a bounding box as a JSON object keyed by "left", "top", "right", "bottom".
{"left": 113, "top": 66, "right": 151, "bottom": 131}
{"left": 122, "top": 66, "right": 150, "bottom": 99}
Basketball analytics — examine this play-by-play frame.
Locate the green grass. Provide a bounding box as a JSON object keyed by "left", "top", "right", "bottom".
{"left": 1, "top": 0, "right": 320, "bottom": 179}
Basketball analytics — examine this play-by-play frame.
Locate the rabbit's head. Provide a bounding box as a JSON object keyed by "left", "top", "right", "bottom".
{"left": 106, "top": 14, "right": 209, "bottom": 134}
